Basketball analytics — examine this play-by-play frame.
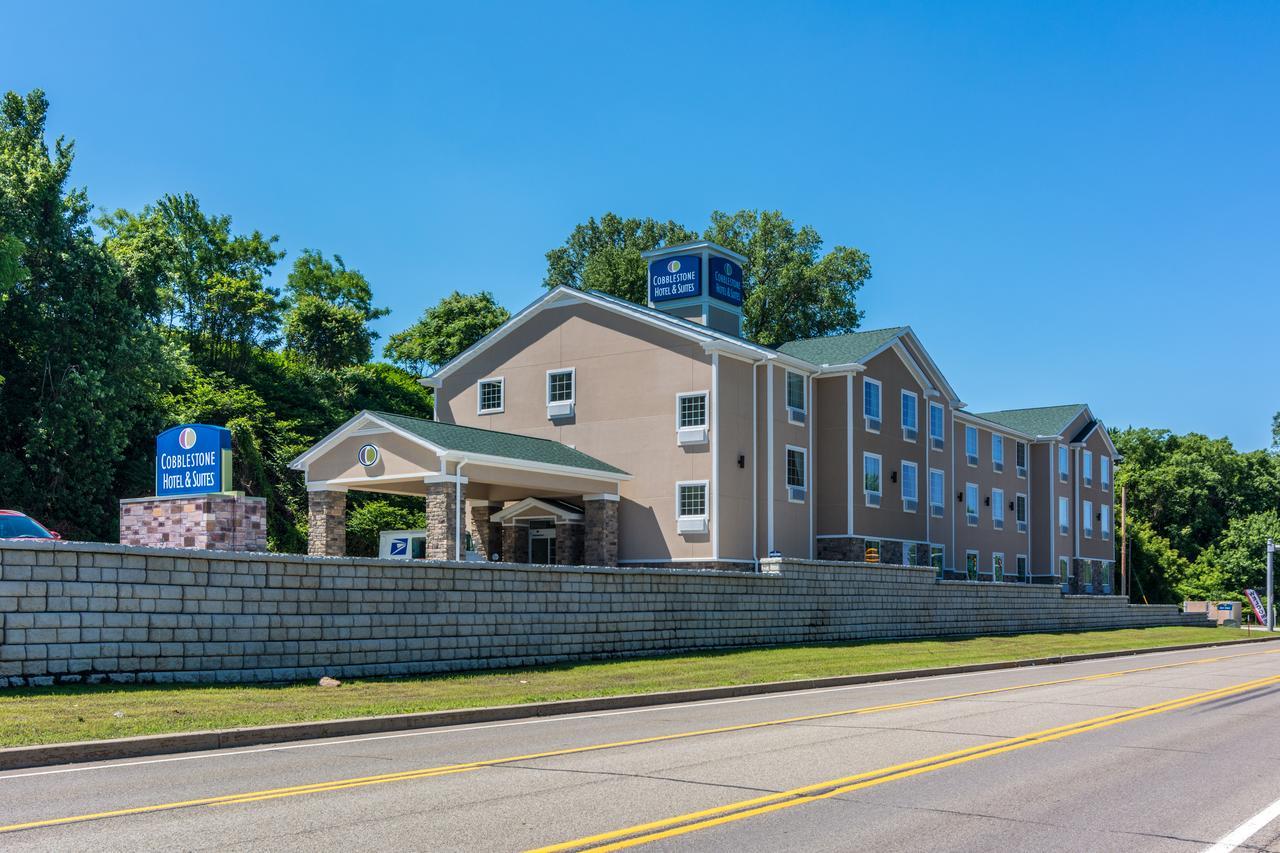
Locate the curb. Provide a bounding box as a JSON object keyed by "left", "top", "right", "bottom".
{"left": 4, "top": 633, "right": 1278, "bottom": 772}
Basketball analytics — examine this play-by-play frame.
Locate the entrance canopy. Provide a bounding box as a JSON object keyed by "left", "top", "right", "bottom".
{"left": 289, "top": 410, "right": 630, "bottom": 501}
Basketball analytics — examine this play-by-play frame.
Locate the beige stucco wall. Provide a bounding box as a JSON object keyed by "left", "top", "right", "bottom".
{"left": 953, "top": 417, "right": 1034, "bottom": 577}
{"left": 307, "top": 432, "right": 440, "bottom": 487}
{"left": 813, "top": 376, "right": 849, "bottom": 537}
{"left": 852, "top": 349, "right": 929, "bottom": 545}
{"left": 759, "top": 363, "right": 812, "bottom": 559}
{"left": 714, "top": 356, "right": 757, "bottom": 563}
{"left": 1077, "top": 426, "right": 1116, "bottom": 561}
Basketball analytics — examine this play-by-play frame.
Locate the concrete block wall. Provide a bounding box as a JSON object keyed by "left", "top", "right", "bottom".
{"left": 0, "top": 541, "right": 1210, "bottom": 686}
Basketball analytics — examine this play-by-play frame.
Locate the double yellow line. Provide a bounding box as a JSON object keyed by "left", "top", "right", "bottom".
{"left": 1, "top": 647, "right": 1274, "bottom": 835}
{"left": 531, "top": 670, "right": 1280, "bottom": 852}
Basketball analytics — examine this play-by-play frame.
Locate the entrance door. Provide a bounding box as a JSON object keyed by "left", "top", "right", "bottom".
{"left": 529, "top": 526, "right": 557, "bottom": 564}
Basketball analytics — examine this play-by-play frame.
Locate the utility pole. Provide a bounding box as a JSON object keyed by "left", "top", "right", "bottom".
{"left": 1268, "top": 538, "right": 1275, "bottom": 632}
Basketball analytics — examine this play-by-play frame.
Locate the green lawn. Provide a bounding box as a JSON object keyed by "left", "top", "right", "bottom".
{"left": 0, "top": 626, "right": 1257, "bottom": 747}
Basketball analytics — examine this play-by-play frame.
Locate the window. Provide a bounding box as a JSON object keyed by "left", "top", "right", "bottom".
{"left": 1059, "top": 556, "right": 1070, "bottom": 581}
{"left": 1101, "top": 455, "right": 1111, "bottom": 490}
{"left": 965, "top": 482, "right": 979, "bottom": 526}
{"left": 786, "top": 446, "right": 807, "bottom": 502}
{"left": 929, "top": 468, "right": 945, "bottom": 517}
{"left": 965, "top": 425, "right": 979, "bottom": 466}
{"left": 863, "top": 378, "right": 882, "bottom": 432}
{"left": 1083, "top": 499, "right": 1094, "bottom": 538}
{"left": 901, "top": 391, "right": 918, "bottom": 441}
{"left": 1016, "top": 555, "right": 1028, "bottom": 583}
{"left": 992, "top": 488, "right": 1005, "bottom": 530}
{"left": 1015, "top": 493, "right": 1027, "bottom": 533}
{"left": 864, "top": 453, "right": 882, "bottom": 507}
{"left": 901, "top": 461, "right": 918, "bottom": 512}
{"left": 548, "top": 369, "right": 574, "bottom": 402}
{"left": 1058, "top": 445, "right": 1069, "bottom": 482}
{"left": 930, "top": 545, "right": 944, "bottom": 576}
{"left": 1101, "top": 504, "right": 1111, "bottom": 540}
{"left": 677, "top": 393, "right": 707, "bottom": 429}
{"left": 965, "top": 551, "right": 979, "bottom": 581}
{"left": 1058, "top": 496, "right": 1069, "bottom": 535}
{"left": 786, "top": 371, "right": 806, "bottom": 424}
{"left": 680, "top": 479, "right": 711, "bottom": 517}
{"left": 929, "top": 402, "right": 945, "bottom": 450}
{"left": 1083, "top": 450, "right": 1093, "bottom": 487}
{"left": 477, "top": 377, "right": 504, "bottom": 414}
{"left": 992, "top": 434, "right": 1004, "bottom": 473}
{"left": 992, "top": 553, "right": 1004, "bottom": 582}
{"left": 1015, "top": 441, "right": 1027, "bottom": 478}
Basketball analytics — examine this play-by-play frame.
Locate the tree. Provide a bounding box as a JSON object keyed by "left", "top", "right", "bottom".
{"left": 1181, "top": 511, "right": 1280, "bottom": 602}
{"left": 384, "top": 290, "right": 510, "bottom": 374}
{"left": 1272, "top": 411, "right": 1279, "bottom": 450}
{"left": 100, "top": 192, "right": 284, "bottom": 367}
{"left": 542, "top": 209, "right": 872, "bottom": 346}
{"left": 0, "top": 89, "right": 176, "bottom": 538}
{"left": 544, "top": 213, "right": 699, "bottom": 304}
{"left": 282, "top": 251, "right": 386, "bottom": 370}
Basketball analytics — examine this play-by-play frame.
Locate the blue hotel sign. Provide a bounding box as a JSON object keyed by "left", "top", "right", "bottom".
{"left": 709, "top": 256, "right": 744, "bottom": 307}
{"left": 155, "top": 424, "right": 232, "bottom": 497}
{"left": 648, "top": 254, "right": 702, "bottom": 303}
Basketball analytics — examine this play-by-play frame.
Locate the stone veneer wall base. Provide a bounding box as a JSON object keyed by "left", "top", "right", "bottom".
{"left": 120, "top": 494, "right": 266, "bottom": 553}
{"left": 0, "top": 541, "right": 1210, "bottom": 687}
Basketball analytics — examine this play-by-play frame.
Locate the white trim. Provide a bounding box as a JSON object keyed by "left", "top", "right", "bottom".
{"left": 454, "top": 460, "right": 466, "bottom": 561}
{"left": 583, "top": 492, "right": 620, "bottom": 502}
{"left": 964, "top": 424, "right": 979, "bottom": 466}
{"left": 901, "top": 459, "right": 919, "bottom": 513}
{"left": 711, "top": 355, "right": 720, "bottom": 560}
{"left": 675, "top": 390, "right": 709, "bottom": 433}
{"left": 767, "top": 365, "right": 775, "bottom": 553}
{"left": 846, "top": 373, "right": 855, "bottom": 536}
{"left": 928, "top": 401, "right": 945, "bottom": 451}
{"left": 992, "top": 487, "right": 1005, "bottom": 530}
{"left": 491, "top": 497, "right": 585, "bottom": 524}
{"left": 928, "top": 467, "right": 946, "bottom": 517}
{"left": 785, "top": 444, "right": 808, "bottom": 503}
{"left": 889, "top": 340, "right": 935, "bottom": 395}
{"left": 546, "top": 366, "right": 576, "bottom": 419}
{"left": 476, "top": 376, "right": 505, "bottom": 415}
{"left": 965, "top": 481, "right": 979, "bottom": 526}
{"left": 899, "top": 327, "right": 963, "bottom": 405}
{"left": 900, "top": 389, "right": 919, "bottom": 442}
{"left": 306, "top": 482, "right": 349, "bottom": 492}
{"left": 1073, "top": 446, "right": 1081, "bottom": 557}
{"left": 752, "top": 362, "right": 758, "bottom": 564}
{"left": 863, "top": 376, "right": 882, "bottom": 432}
{"left": 784, "top": 368, "right": 807, "bottom": 425}
{"left": 675, "top": 479, "right": 709, "bottom": 534}
{"left": 423, "top": 473, "right": 467, "bottom": 485}
{"left": 863, "top": 451, "right": 883, "bottom": 507}
{"left": 807, "top": 373, "right": 814, "bottom": 560}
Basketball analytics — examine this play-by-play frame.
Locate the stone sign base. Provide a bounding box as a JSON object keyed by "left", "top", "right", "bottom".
{"left": 119, "top": 493, "right": 267, "bottom": 552}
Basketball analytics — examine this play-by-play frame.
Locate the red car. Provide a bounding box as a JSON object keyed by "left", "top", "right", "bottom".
{"left": 0, "top": 510, "right": 60, "bottom": 540}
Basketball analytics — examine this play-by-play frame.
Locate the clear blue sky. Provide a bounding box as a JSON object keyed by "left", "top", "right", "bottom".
{"left": 5, "top": 1, "right": 1278, "bottom": 448}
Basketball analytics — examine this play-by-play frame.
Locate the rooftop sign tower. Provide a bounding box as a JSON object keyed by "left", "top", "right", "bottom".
{"left": 641, "top": 241, "right": 747, "bottom": 337}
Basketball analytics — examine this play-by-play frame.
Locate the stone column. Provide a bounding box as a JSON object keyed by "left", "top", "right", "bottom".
{"left": 584, "top": 495, "right": 619, "bottom": 567}
{"left": 307, "top": 489, "right": 347, "bottom": 557}
{"left": 468, "top": 501, "right": 503, "bottom": 561}
{"left": 555, "top": 521, "right": 585, "bottom": 566}
{"left": 424, "top": 481, "right": 461, "bottom": 561}
{"left": 501, "top": 523, "right": 528, "bottom": 563}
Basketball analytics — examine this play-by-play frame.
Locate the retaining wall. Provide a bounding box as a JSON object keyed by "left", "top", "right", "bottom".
{"left": 0, "top": 540, "right": 1210, "bottom": 686}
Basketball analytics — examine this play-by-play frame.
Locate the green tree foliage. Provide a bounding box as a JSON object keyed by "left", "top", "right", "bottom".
{"left": 543, "top": 209, "right": 872, "bottom": 346}
{"left": 384, "top": 290, "right": 510, "bottom": 375}
{"left": 0, "top": 89, "right": 176, "bottom": 538}
{"left": 1114, "top": 426, "right": 1280, "bottom": 603}
{"left": 100, "top": 192, "right": 285, "bottom": 368}
{"left": 346, "top": 498, "right": 426, "bottom": 558}
{"left": 283, "top": 251, "right": 388, "bottom": 370}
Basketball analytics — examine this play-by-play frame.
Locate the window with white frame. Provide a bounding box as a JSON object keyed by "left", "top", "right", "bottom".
{"left": 1083, "top": 499, "right": 1094, "bottom": 538}
{"left": 677, "top": 392, "right": 707, "bottom": 429}
{"left": 1058, "top": 496, "right": 1069, "bottom": 535}
{"left": 965, "top": 550, "right": 979, "bottom": 580}
{"left": 863, "top": 378, "right": 882, "bottom": 431}
{"left": 864, "top": 453, "right": 882, "bottom": 507}
{"left": 930, "top": 545, "right": 945, "bottom": 575}
{"left": 1059, "top": 556, "right": 1070, "bottom": 580}
{"left": 1015, "top": 441, "right": 1027, "bottom": 478}
{"left": 1016, "top": 554, "right": 1028, "bottom": 582}
{"left": 477, "top": 377, "right": 504, "bottom": 414}
{"left": 992, "top": 488, "right": 1005, "bottom": 530}
{"left": 1101, "top": 504, "right": 1111, "bottom": 540}
{"left": 929, "top": 402, "right": 945, "bottom": 450}
{"left": 1058, "top": 445, "right": 1069, "bottom": 482}
{"left": 677, "top": 482, "right": 707, "bottom": 519}
{"left": 901, "top": 461, "right": 918, "bottom": 512}
{"left": 786, "top": 446, "right": 807, "bottom": 502}
{"left": 965, "top": 482, "right": 979, "bottom": 526}
{"left": 965, "top": 425, "right": 979, "bottom": 466}
{"left": 992, "top": 434, "right": 1004, "bottom": 473}
{"left": 901, "top": 391, "right": 918, "bottom": 441}
{"left": 929, "top": 468, "right": 945, "bottom": 517}
{"left": 1016, "top": 493, "right": 1027, "bottom": 533}
{"left": 1101, "top": 455, "right": 1111, "bottom": 490}
{"left": 547, "top": 369, "right": 574, "bottom": 404}
{"left": 786, "top": 371, "right": 806, "bottom": 423}
{"left": 992, "top": 553, "right": 1005, "bottom": 582}
{"left": 1083, "top": 450, "right": 1093, "bottom": 487}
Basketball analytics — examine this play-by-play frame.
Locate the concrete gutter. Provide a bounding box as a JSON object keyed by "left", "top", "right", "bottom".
{"left": 3, "top": 633, "right": 1277, "bottom": 772}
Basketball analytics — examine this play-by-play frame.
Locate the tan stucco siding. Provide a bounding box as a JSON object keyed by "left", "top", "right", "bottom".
{"left": 714, "top": 355, "right": 757, "bottom": 562}
{"left": 1078, "top": 427, "right": 1116, "bottom": 561}
{"left": 813, "top": 376, "right": 848, "bottom": 537}
{"left": 953, "top": 418, "right": 1033, "bottom": 576}
{"left": 308, "top": 432, "right": 440, "bottom": 485}
{"left": 438, "top": 303, "right": 715, "bottom": 563}
{"left": 765, "top": 363, "right": 812, "bottom": 559}
{"left": 1030, "top": 442, "right": 1055, "bottom": 572}
{"left": 853, "top": 350, "right": 928, "bottom": 545}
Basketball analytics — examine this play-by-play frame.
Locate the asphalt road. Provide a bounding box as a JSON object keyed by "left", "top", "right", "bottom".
{"left": 3, "top": 644, "right": 1280, "bottom": 852}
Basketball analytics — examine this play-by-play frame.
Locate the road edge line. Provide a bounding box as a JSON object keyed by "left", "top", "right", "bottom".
{"left": 3, "top": 633, "right": 1276, "bottom": 771}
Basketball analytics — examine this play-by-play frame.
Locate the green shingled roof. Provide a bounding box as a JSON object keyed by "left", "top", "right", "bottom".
{"left": 972, "top": 404, "right": 1087, "bottom": 438}
{"left": 369, "top": 412, "right": 629, "bottom": 476}
{"left": 776, "top": 327, "right": 907, "bottom": 366}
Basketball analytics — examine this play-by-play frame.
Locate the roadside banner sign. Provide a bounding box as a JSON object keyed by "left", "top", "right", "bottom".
{"left": 1246, "top": 588, "right": 1268, "bottom": 625}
